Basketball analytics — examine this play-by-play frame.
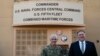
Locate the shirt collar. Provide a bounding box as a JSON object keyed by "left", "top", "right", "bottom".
{"left": 79, "top": 40, "right": 86, "bottom": 43}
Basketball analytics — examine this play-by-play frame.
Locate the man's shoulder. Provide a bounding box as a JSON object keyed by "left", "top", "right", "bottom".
{"left": 86, "top": 41, "right": 94, "bottom": 44}
{"left": 69, "top": 41, "right": 78, "bottom": 47}
{"left": 45, "top": 45, "right": 51, "bottom": 49}
{"left": 42, "top": 45, "right": 50, "bottom": 50}
{"left": 71, "top": 41, "right": 79, "bottom": 45}
{"left": 72, "top": 40, "right": 94, "bottom": 44}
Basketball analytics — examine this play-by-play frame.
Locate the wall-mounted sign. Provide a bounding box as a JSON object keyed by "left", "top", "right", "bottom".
{"left": 13, "top": 1, "right": 84, "bottom": 26}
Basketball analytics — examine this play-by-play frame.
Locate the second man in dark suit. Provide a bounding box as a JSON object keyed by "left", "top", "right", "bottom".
{"left": 69, "top": 30, "right": 98, "bottom": 56}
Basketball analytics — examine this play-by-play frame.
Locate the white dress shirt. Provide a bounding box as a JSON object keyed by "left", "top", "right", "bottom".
{"left": 79, "top": 41, "right": 86, "bottom": 53}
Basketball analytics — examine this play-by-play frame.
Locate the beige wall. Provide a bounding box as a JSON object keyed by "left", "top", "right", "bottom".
{"left": 0, "top": 0, "right": 13, "bottom": 56}
{"left": 84, "top": 0, "right": 100, "bottom": 56}
{"left": 0, "top": 0, "right": 100, "bottom": 56}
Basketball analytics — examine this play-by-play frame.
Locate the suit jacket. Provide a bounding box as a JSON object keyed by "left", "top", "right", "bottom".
{"left": 69, "top": 41, "right": 98, "bottom": 56}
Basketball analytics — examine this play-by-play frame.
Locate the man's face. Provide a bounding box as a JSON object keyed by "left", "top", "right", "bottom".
{"left": 78, "top": 31, "right": 86, "bottom": 41}
{"left": 50, "top": 37, "right": 57, "bottom": 45}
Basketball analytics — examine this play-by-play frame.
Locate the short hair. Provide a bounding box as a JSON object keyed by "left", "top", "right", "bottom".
{"left": 50, "top": 34, "right": 58, "bottom": 40}
{"left": 77, "top": 30, "right": 85, "bottom": 34}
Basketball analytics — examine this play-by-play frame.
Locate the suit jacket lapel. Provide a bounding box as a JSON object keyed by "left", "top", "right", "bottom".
{"left": 77, "top": 41, "right": 83, "bottom": 54}
{"left": 84, "top": 41, "right": 88, "bottom": 54}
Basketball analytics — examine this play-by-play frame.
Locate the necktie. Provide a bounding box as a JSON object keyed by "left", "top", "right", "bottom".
{"left": 81, "top": 42, "right": 84, "bottom": 54}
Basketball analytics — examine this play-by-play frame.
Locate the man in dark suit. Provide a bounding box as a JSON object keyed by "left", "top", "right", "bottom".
{"left": 69, "top": 30, "right": 98, "bottom": 56}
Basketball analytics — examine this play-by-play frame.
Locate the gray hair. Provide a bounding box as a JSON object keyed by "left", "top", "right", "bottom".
{"left": 50, "top": 34, "right": 58, "bottom": 40}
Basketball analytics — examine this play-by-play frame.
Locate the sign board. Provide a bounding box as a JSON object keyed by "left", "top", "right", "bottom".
{"left": 13, "top": 1, "right": 84, "bottom": 26}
